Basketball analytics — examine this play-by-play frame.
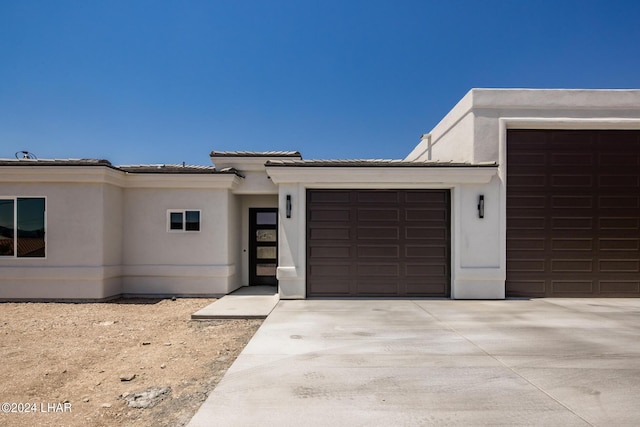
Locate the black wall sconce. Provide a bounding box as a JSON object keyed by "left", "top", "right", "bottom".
{"left": 478, "top": 195, "right": 484, "bottom": 219}
{"left": 286, "top": 195, "right": 292, "bottom": 218}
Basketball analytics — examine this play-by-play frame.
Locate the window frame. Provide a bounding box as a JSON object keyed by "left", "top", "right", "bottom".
{"left": 0, "top": 196, "right": 47, "bottom": 259}
{"left": 167, "top": 209, "right": 201, "bottom": 232}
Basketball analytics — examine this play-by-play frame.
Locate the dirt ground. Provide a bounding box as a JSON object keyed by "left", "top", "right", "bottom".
{"left": 0, "top": 298, "right": 262, "bottom": 427}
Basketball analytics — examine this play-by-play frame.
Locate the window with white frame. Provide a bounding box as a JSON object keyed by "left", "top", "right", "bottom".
{"left": 0, "top": 197, "right": 46, "bottom": 257}
{"left": 167, "top": 209, "right": 201, "bottom": 232}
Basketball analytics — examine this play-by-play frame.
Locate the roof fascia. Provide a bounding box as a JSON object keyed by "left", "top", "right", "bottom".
{"left": 266, "top": 165, "right": 497, "bottom": 186}
{"left": 0, "top": 166, "right": 127, "bottom": 186}
{"left": 124, "top": 173, "right": 241, "bottom": 189}
{"left": 0, "top": 165, "right": 241, "bottom": 189}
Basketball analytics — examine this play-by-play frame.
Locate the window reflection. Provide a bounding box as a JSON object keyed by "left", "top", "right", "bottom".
{"left": 0, "top": 199, "right": 15, "bottom": 256}
{"left": 257, "top": 247, "right": 276, "bottom": 259}
{"left": 256, "top": 229, "right": 276, "bottom": 242}
{"left": 17, "top": 198, "right": 45, "bottom": 257}
{"left": 185, "top": 210, "right": 200, "bottom": 231}
{"left": 170, "top": 212, "right": 183, "bottom": 230}
{"left": 256, "top": 212, "right": 277, "bottom": 225}
{"left": 256, "top": 264, "right": 277, "bottom": 276}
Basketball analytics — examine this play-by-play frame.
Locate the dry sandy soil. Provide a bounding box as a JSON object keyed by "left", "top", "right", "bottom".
{"left": 0, "top": 298, "right": 262, "bottom": 427}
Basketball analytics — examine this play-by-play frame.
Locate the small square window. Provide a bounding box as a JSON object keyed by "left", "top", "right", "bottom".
{"left": 168, "top": 210, "right": 201, "bottom": 232}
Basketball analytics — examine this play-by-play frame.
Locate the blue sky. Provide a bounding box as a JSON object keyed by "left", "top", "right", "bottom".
{"left": 1, "top": 0, "right": 640, "bottom": 166}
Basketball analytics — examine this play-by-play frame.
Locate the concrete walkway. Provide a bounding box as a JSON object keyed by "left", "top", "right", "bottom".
{"left": 188, "top": 298, "right": 640, "bottom": 426}
{"left": 191, "top": 286, "right": 278, "bottom": 319}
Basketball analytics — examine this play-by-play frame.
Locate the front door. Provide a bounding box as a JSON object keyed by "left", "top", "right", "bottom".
{"left": 249, "top": 208, "right": 278, "bottom": 286}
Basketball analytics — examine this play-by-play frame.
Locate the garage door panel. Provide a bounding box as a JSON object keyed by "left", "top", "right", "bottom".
{"left": 549, "top": 131, "right": 595, "bottom": 148}
{"left": 599, "top": 175, "right": 639, "bottom": 188}
{"left": 357, "top": 191, "right": 399, "bottom": 203}
{"left": 356, "top": 263, "right": 399, "bottom": 276}
{"left": 357, "top": 245, "right": 399, "bottom": 258}
{"left": 307, "top": 189, "right": 450, "bottom": 297}
{"left": 552, "top": 281, "right": 594, "bottom": 294}
{"left": 509, "top": 259, "right": 546, "bottom": 272}
{"left": 508, "top": 238, "right": 545, "bottom": 251}
{"left": 405, "top": 227, "right": 446, "bottom": 239}
{"left": 599, "top": 239, "right": 640, "bottom": 251}
{"left": 600, "top": 281, "right": 640, "bottom": 294}
{"left": 308, "top": 246, "right": 351, "bottom": 258}
{"left": 405, "top": 190, "right": 448, "bottom": 204}
{"left": 308, "top": 191, "right": 351, "bottom": 204}
{"left": 507, "top": 280, "right": 546, "bottom": 296}
{"left": 406, "top": 281, "right": 447, "bottom": 295}
{"left": 357, "top": 208, "right": 399, "bottom": 221}
{"left": 551, "top": 217, "right": 592, "bottom": 230}
{"left": 405, "top": 263, "right": 447, "bottom": 277}
{"left": 510, "top": 152, "right": 546, "bottom": 165}
{"left": 405, "top": 245, "right": 447, "bottom": 258}
{"left": 551, "top": 175, "right": 593, "bottom": 188}
{"left": 309, "top": 209, "right": 351, "bottom": 222}
{"left": 308, "top": 264, "right": 351, "bottom": 276}
{"left": 405, "top": 208, "right": 447, "bottom": 221}
{"left": 599, "top": 196, "right": 639, "bottom": 208}
{"left": 309, "top": 228, "right": 350, "bottom": 240}
{"left": 599, "top": 153, "right": 639, "bottom": 166}
{"left": 552, "top": 195, "right": 592, "bottom": 208}
{"left": 551, "top": 260, "right": 593, "bottom": 273}
{"left": 507, "top": 129, "right": 640, "bottom": 297}
{"left": 551, "top": 153, "right": 594, "bottom": 165}
{"left": 508, "top": 195, "right": 546, "bottom": 208}
{"left": 507, "top": 208, "right": 546, "bottom": 219}
{"left": 599, "top": 260, "right": 640, "bottom": 272}
{"left": 551, "top": 238, "right": 593, "bottom": 251}
{"left": 356, "top": 282, "right": 399, "bottom": 295}
{"left": 357, "top": 227, "right": 399, "bottom": 239}
{"left": 508, "top": 217, "right": 546, "bottom": 230}
{"left": 599, "top": 218, "right": 639, "bottom": 230}
{"left": 506, "top": 175, "right": 546, "bottom": 189}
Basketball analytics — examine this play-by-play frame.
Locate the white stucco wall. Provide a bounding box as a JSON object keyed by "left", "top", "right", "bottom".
{"left": 451, "top": 176, "right": 504, "bottom": 299}
{"left": 121, "top": 187, "right": 236, "bottom": 296}
{"left": 407, "top": 89, "right": 640, "bottom": 299}
{"left": 0, "top": 178, "right": 123, "bottom": 300}
{"left": 227, "top": 193, "right": 242, "bottom": 291}
{"left": 268, "top": 166, "right": 498, "bottom": 299}
{"left": 406, "top": 91, "right": 476, "bottom": 163}
{"left": 102, "top": 183, "right": 124, "bottom": 297}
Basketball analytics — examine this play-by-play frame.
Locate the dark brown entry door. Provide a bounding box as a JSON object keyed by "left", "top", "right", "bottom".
{"left": 307, "top": 189, "right": 450, "bottom": 297}
{"left": 249, "top": 208, "right": 278, "bottom": 286}
{"left": 506, "top": 129, "right": 640, "bottom": 297}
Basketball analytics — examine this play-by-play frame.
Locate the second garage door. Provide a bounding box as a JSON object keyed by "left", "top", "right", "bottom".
{"left": 307, "top": 189, "right": 450, "bottom": 297}
{"left": 507, "top": 129, "right": 640, "bottom": 297}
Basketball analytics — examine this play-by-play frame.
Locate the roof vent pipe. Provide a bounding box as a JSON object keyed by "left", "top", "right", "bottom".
{"left": 420, "top": 134, "right": 432, "bottom": 161}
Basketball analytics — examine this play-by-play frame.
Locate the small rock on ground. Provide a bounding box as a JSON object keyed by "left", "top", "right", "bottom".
{"left": 123, "top": 386, "right": 172, "bottom": 409}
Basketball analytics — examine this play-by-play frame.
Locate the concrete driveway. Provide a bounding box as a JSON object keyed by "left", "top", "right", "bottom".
{"left": 188, "top": 299, "right": 640, "bottom": 426}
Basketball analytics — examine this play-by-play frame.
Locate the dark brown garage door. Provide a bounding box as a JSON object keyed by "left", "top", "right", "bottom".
{"left": 507, "top": 129, "right": 640, "bottom": 297}
{"left": 307, "top": 189, "right": 450, "bottom": 297}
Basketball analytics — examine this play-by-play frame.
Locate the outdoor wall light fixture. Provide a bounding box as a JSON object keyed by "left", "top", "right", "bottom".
{"left": 478, "top": 195, "right": 485, "bottom": 219}
{"left": 286, "top": 195, "right": 292, "bottom": 218}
